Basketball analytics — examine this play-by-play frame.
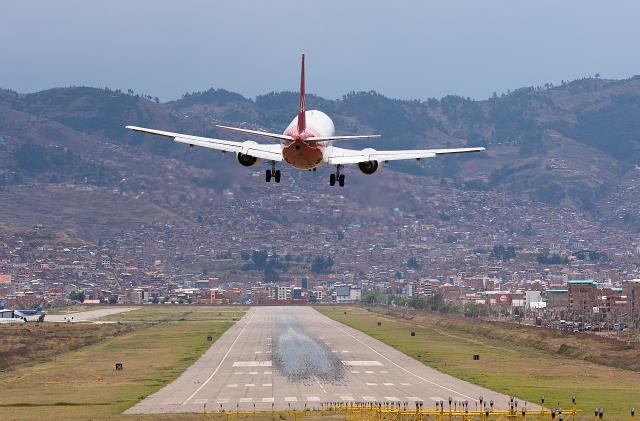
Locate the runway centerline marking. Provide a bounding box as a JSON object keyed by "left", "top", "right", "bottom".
{"left": 239, "top": 398, "right": 252, "bottom": 403}
{"left": 285, "top": 397, "right": 297, "bottom": 402}
{"left": 362, "top": 395, "right": 377, "bottom": 401}
{"left": 216, "top": 398, "right": 230, "bottom": 404}
{"left": 182, "top": 310, "right": 255, "bottom": 405}
{"left": 317, "top": 309, "right": 478, "bottom": 402}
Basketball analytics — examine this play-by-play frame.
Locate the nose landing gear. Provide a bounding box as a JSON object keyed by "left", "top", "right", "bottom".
{"left": 329, "top": 165, "right": 345, "bottom": 187}
{"left": 266, "top": 161, "right": 281, "bottom": 183}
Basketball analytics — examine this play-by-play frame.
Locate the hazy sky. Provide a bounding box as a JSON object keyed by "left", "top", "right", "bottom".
{"left": 2, "top": 1, "right": 639, "bottom": 101}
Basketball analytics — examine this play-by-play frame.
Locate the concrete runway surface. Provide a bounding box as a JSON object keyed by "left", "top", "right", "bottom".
{"left": 127, "top": 306, "right": 520, "bottom": 414}
{"left": 45, "top": 307, "right": 137, "bottom": 322}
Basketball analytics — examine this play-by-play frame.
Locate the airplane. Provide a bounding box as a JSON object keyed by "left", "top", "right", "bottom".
{"left": 3, "top": 298, "right": 47, "bottom": 323}
{"left": 126, "top": 54, "right": 485, "bottom": 187}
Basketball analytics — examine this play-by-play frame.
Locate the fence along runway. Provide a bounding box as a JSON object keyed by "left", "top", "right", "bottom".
{"left": 126, "top": 306, "right": 515, "bottom": 414}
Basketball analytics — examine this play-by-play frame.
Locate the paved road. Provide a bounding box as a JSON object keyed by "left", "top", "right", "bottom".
{"left": 46, "top": 307, "right": 137, "bottom": 322}
{"left": 127, "top": 306, "right": 522, "bottom": 414}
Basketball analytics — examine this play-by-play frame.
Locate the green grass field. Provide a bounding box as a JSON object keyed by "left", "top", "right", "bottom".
{"left": 0, "top": 306, "right": 246, "bottom": 420}
{"left": 317, "top": 305, "right": 639, "bottom": 419}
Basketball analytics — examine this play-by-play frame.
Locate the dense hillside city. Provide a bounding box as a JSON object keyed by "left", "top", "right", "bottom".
{"left": 2, "top": 77, "right": 640, "bottom": 331}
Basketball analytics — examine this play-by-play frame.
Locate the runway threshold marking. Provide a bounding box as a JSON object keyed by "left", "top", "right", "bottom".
{"left": 322, "top": 313, "right": 478, "bottom": 402}
{"left": 342, "top": 360, "right": 383, "bottom": 366}
{"left": 232, "top": 361, "right": 272, "bottom": 367}
{"left": 306, "top": 396, "right": 321, "bottom": 402}
{"left": 182, "top": 309, "right": 255, "bottom": 405}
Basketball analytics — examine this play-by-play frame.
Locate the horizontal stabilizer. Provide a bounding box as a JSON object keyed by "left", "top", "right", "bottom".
{"left": 306, "top": 134, "right": 381, "bottom": 142}
{"left": 216, "top": 125, "right": 293, "bottom": 141}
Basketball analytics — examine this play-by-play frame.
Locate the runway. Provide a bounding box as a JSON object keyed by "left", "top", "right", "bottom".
{"left": 45, "top": 307, "right": 137, "bottom": 322}
{"left": 126, "top": 306, "right": 517, "bottom": 413}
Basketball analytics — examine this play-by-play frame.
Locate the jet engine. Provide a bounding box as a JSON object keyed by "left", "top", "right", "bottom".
{"left": 237, "top": 153, "right": 260, "bottom": 167}
{"left": 357, "top": 160, "right": 379, "bottom": 175}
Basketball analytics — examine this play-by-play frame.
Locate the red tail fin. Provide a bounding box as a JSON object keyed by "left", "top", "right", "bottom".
{"left": 297, "top": 53, "right": 306, "bottom": 134}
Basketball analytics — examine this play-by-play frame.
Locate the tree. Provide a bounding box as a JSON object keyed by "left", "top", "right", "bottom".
{"left": 311, "top": 256, "right": 334, "bottom": 273}
{"left": 464, "top": 303, "right": 488, "bottom": 318}
{"left": 407, "top": 256, "right": 421, "bottom": 269}
{"left": 68, "top": 290, "right": 85, "bottom": 302}
{"left": 264, "top": 266, "right": 280, "bottom": 283}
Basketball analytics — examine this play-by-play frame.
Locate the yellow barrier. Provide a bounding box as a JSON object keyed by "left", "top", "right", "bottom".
{"left": 204, "top": 401, "right": 582, "bottom": 420}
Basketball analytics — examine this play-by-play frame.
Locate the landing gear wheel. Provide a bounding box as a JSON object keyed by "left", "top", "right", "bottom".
{"left": 338, "top": 174, "right": 345, "bottom": 187}
{"left": 266, "top": 169, "right": 272, "bottom": 182}
{"left": 329, "top": 173, "right": 336, "bottom": 186}
{"left": 274, "top": 170, "right": 281, "bottom": 183}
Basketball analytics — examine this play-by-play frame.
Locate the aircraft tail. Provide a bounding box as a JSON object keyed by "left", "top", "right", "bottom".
{"left": 297, "top": 53, "right": 306, "bottom": 134}
{"left": 36, "top": 298, "right": 45, "bottom": 312}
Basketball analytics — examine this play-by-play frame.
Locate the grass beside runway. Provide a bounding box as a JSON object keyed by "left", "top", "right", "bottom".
{"left": 317, "top": 305, "right": 640, "bottom": 419}
{"left": 0, "top": 306, "right": 246, "bottom": 420}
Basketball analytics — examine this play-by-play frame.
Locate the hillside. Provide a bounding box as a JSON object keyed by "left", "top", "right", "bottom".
{"left": 1, "top": 76, "right": 640, "bottom": 241}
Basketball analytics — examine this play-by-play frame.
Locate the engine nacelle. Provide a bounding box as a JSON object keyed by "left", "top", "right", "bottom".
{"left": 358, "top": 160, "right": 379, "bottom": 175}
{"left": 237, "top": 153, "right": 260, "bottom": 167}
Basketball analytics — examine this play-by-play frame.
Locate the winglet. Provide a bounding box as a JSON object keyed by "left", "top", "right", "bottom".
{"left": 297, "top": 53, "right": 306, "bottom": 134}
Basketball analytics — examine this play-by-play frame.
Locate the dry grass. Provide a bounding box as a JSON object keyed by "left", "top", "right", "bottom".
{"left": 0, "top": 306, "right": 245, "bottom": 420}
{"left": 391, "top": 308, "right": 640, "bottom": 371}
{"left": 0, "top": 323, "right": 134, "bottom": 371}
{"left": 318, "top": 305, "right": 640, "bottom": 419}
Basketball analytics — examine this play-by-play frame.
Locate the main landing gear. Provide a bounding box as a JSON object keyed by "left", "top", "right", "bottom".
{"left": 266, "top": 161, "right": 281, "bottom": 183}
{"left": 329, "top": 165, "right": 345, "bottom": 187}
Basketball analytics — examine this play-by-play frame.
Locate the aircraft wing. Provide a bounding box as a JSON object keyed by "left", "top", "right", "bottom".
{"left": 126, "top": 126, "right": 283, "bottom": 161}
{"left": 326, "top": 146, "right": 485, "bottom": 165}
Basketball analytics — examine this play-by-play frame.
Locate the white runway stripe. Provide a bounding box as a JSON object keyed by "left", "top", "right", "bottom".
{"left": 232, "top": 361, "right": 272, "bottom": 367}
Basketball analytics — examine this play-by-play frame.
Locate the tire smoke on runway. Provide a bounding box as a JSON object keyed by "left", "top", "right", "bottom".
{"left": 272, "top": 310, "right": 344, "bottom": 383}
